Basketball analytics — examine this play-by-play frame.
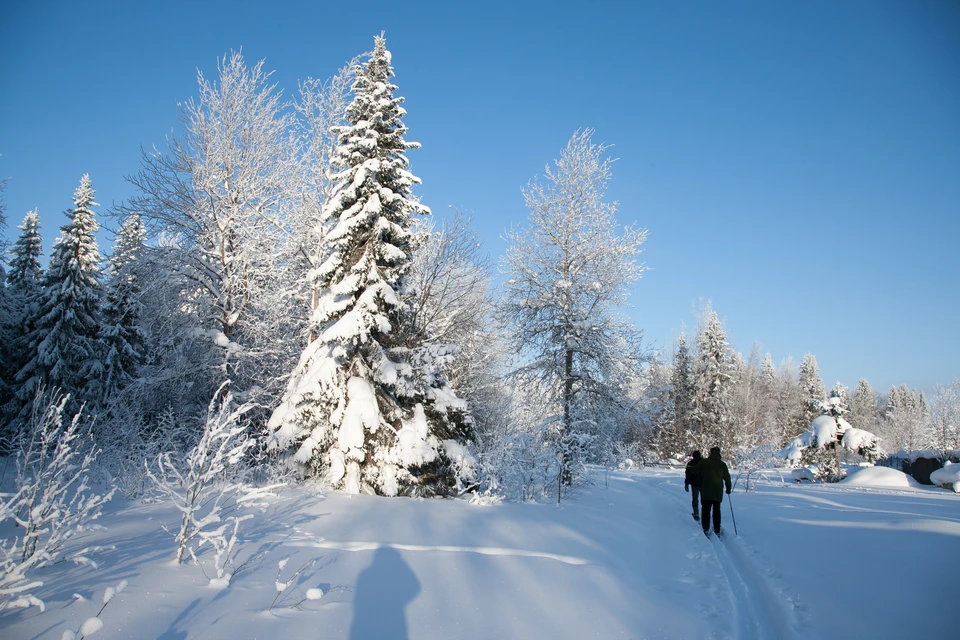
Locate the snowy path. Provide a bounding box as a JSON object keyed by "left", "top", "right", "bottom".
{"left": 710, "top": 535, "right": 799, "bottom": 640}
{"left": 645, "top": 473, "right": 801, "bottom": 640}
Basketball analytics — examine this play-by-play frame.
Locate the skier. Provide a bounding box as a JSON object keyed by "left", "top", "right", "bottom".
{"left": 696, "top": 446, "right": 732, "bottom": 537}
{"left": 684, "top": 450, "right": 702, "bottom": 521}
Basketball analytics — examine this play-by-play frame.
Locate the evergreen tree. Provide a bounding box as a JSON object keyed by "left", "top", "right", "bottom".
{"left": 0, "top": 179, "right": 9, "bottom": 417}
{"left": 1, "top": 211, "right": 44, "bottom": 426}
{"left": 100, "top": 214, "right": 147, "bottom": 402}
{"left": 6, "top": 210, "right": 44, "bottom": 293}
{"left": 850, "top": 378, "right": 877, "bottom": 431}
{"left": 757, "top": 352, "right": 780, "bottom": 445}
{"left": 794, "top": 353, "right": 825, "bottom": 436}
{"left": 269, "top": 35, "right": 473, "bottom": 496}
{"left": 660, "top": 334, "right": 694, "bottom": 459}
{"left": 15, "top": 176, "right": 104, "bottom": 414}
{"left": 691, "top": 310, "right": 733, "bottom": 453}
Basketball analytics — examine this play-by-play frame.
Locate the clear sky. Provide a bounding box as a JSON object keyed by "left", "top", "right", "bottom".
{"left": 1, "top": 0, "right": 958, "bottom": 394}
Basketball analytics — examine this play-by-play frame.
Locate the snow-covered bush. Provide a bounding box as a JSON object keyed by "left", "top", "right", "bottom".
{"left": 780, "top": 411, "right": 883, "bottom": 482}
{"left": 930, "top": 462, "right": 960, "bottom": 492}
{"left": 0, "top": 391, "right": 115, "bottom": 613}
{"left": 146, "top": 385, "right": 279, "bottom": 584}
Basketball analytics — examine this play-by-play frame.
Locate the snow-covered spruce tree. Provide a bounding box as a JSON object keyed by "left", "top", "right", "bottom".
{"left": 100, "top": 214, "right": 147, "bottom": 404}
{"left": 0, "top": 180, "right": 9, "bottom": 426}
{"left": 756, "top": 352, "right": 781, "bottom": 446}
{"left": 880, "top": 384, "right": 931, "bottom": 451}
{"left": 657, "top": 335, "right": 693, "bottom": 460}
{"left": 1, "top": 211, "right": 44, "bottom": 434}
{"left": 690, "top": 309, "right": 733, "bottom": 454}
{"left": 14, "top": 176, "right": 103, "bottom": 417}
{"left": 792, "top": 353, "right": 825, "bottom": 440}
{"left": 122, "top": 52, "right": 299, "bottom": 409}
{"left": 500, "top": 129, "right": 647, "bottom": 496}
{"left": 930, "top": 380, "right": 960, "bottom": 452}
{"left": 269, "top": 35, "right": 474, "bottom": 497}
{"left": 849, "top": 378, "right": 877, "bottom": 432}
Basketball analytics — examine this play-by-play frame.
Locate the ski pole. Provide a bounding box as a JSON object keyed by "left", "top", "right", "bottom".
{"left": 728, "top": 491, "right": 738, "bottom": 536}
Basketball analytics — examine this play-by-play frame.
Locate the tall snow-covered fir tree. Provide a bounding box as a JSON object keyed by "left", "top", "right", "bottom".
{"left": 691, "top": 310, "right": 733, "bottom": 453}
{"left": 0, "top": 179, "right": 9, "bottom": 419}
{"left": 849, "top": 378, "right": 877, "bottom": 431}
{"left": 6, "top": 210, "right": 44, "bottom": 295}
{"left": 100, "top": 214, "right": 147, "bottom": 403}
{"left": 268, "top": 35, "right": 474, "bottom": 497}
{"left": 1, "top": 210, "right": 44, "bottom": 426}
{"left": 795, "top": 353, "right": 826, "bottom": 436}
{"left": 15, "top": 176, "right": 104, "bottom": 415}
{"left": 659, "top": 333, "right": 693, "bottom": 460}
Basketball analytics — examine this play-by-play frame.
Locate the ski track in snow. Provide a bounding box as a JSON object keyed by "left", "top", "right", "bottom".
{"left": 289, "top": 537, "right": 591, "bottom": 565}
{"left": 710, "top": 534, "right": 799, "bottom": 640}
{"left": 649, "top": 476, "right": 799, "bottom": 640}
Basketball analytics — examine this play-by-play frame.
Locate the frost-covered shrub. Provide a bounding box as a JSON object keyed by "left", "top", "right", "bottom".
{"left": 0, "top": 391, "right": 115, "bottom": 613}
{"left": 146, "top": 385, "right": 280, "bottom": 584}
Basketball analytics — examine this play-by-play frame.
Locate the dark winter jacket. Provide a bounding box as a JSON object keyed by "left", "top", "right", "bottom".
{"left": 695, "top": 450, "right": 732, "bottom": 502}
{"left": 684, "top": 456, "right": 702, "bottom": 489}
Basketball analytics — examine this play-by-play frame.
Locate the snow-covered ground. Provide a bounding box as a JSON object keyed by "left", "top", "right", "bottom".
{"left": 3, "top": 467, "right": 957, "bottom": 639}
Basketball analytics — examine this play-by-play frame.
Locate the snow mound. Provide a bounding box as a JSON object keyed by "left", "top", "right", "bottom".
{"left": 930, "top": 463, "right": 960, "bottom": 492}
{"left": 840, "top": 466, "right": 923, "bottom": 489}
{"left": 792, "top": 468, "right": 816, "bottom": 482}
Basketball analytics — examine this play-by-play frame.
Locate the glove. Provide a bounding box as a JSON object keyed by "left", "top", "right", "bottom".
{"left": 726, "top": 489, "right": 731, "bottom": 495}
{"left": 685, "top": 485, "right": 689, "bottom": 492}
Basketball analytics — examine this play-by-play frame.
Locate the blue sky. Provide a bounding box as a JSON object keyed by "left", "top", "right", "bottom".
{"left": 1, "top": 0, "right": 958, "bottom": 393}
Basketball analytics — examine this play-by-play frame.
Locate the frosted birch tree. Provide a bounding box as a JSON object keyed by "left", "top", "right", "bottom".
{"left": 500, "top": 129, "right": 647, "bottom": 492}
{"left": 269, "top": 35, "right": 474, "bottom": 497}
{"left": 122, "top": 52, "right": 298, "bottom": 403}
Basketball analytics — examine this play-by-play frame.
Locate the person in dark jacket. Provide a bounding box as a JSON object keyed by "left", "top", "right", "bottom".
{"left": 695, "top": 446, "right": 732, "bottom": 536}
{"left": 684, "top": 451, "right": 702, "bottom": 521}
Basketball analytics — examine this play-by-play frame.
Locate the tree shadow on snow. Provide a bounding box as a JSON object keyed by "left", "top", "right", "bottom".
{"left": 348, "top": 546, "right": 420, "bottom": 640}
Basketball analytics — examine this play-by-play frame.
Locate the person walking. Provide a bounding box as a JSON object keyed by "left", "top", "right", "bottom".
{"left": 684, "top": 451, "right": 702, "bottom": 521}
{"left": 696, "top": 446, "right": 732, "bottom": 537}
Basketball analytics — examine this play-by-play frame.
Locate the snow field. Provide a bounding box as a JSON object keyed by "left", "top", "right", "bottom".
{"left": 2, "top": 468, "right": 957, "bottom": 639}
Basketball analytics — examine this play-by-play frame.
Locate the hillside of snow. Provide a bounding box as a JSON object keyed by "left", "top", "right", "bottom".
{"left": 2, "top": 468, "right": 956, "bottom": 639}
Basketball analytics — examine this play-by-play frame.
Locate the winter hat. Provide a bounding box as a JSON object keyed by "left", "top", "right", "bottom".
{"left": 710, "top": 446, "right": 721, "bottom": 456}
{"left": 691, "top": 450, "right": 702, "bottom": 460}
